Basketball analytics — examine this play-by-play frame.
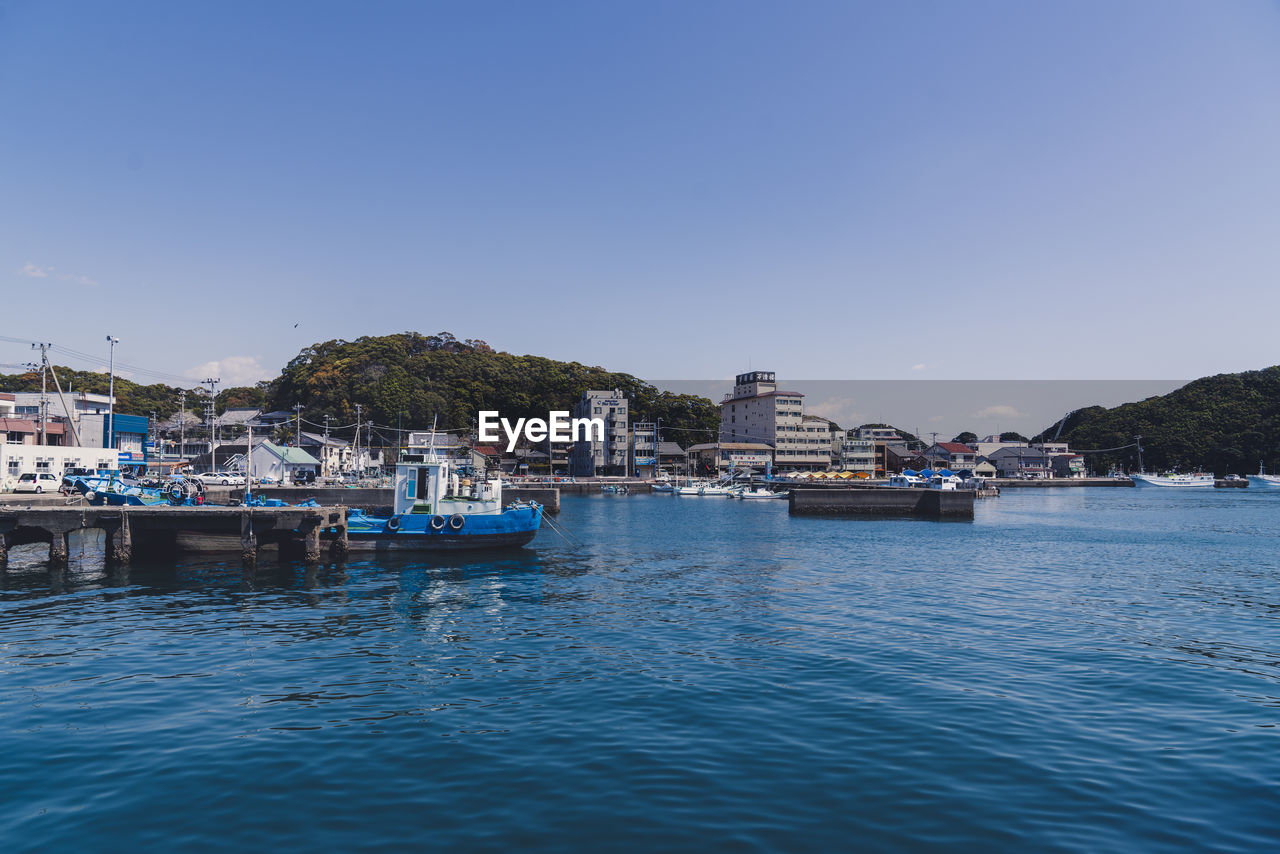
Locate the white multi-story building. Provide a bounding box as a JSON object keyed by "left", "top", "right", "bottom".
{"left": 719, "top": 371, "right": 830, "bottom": 470}
{"left": 840, "top": 435, "right": 876, "bottom": 475}
{"left": 571, "top": 390, "right": 629, "bottom": 476}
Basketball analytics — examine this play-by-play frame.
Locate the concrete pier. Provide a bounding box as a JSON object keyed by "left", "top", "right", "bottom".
{"left": 0, "top": 505, "right": 349, "bottom": 567}
{"left": 208, "top": 485, "right": 562, "bottom": 514}
{"left": 789, "top": 487, "right": 974, "bottom": 520}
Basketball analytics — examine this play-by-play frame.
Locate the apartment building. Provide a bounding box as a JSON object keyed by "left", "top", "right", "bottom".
{"left": 718, "top": 371, "right": 830, "bottom": 470}
{"left": 571, "top": 389, "right": 629, "bottom": 476}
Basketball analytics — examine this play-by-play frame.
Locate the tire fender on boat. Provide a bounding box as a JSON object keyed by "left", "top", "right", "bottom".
{"left": 85, "top": 491, "right": 96, "bottom": 503}
{"left": 448, "top": 514, "right": 465, "bottom": 531}
{"left": 430, "top": 514, "right": 446, "bottom": 531}
{"left": 386, "top": 515, "right": 401, "bottom": 532}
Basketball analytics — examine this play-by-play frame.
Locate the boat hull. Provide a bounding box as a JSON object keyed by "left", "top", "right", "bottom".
{"left": 346, "top": 528, "right": 540, "bottom": 551}
{"left": 1248, "top": 475, "right": 1280, "bottom": 489}
{"left": 344, "top": 504, "right": 543, "bottom": 551}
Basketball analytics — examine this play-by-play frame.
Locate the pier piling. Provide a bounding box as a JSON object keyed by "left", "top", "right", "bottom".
{"left": 48, "top": 530, "right": 69, "bottom": 566}
{"left": 302, "top": 520, "right": 322, "bottom": 564}
{"left": 240, "top": 511, "right": 258, "bottom": 566}
{"left": 108, "top": 510, "right": 133, "bottom": 565}
{"left": 329, "top": 520, "right": 349, "bottom": 561}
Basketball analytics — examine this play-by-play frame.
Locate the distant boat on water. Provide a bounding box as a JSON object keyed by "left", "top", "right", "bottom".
{"left": 1129, "top": 472, "right": 1214, "bottom": 488}
{"left": 1248, "top": 463, "right": 1280, "bottom": 489}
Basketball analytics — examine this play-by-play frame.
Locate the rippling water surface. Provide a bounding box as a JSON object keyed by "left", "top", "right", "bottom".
{"left": 3, "top": 489, "right": 1279, "bottom": 851}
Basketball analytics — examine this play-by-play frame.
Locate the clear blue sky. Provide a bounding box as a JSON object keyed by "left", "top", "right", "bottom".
{"left": 3, "top": 1, "right": 1279, "bottom": 389}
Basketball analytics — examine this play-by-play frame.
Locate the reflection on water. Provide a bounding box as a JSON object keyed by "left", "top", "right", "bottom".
{"left": 2, "top": 490, "right": 1280, "bottom": 852}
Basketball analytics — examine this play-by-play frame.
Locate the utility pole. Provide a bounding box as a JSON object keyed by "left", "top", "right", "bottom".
{"left": 31, "top": 343, "right": 50, "bottom": 445}
{"left": 293, "top": 403, "right": 302, "bottom": 446}
{"left": 322, "top": 414, "right": 331, "bottom": 477}
{"left": 354, "top": 403, "right": 362, "bottom": 476}
{"left": 1135, "top": 435, "right": 1143, "bottom": 474}
{"left": 105, "top": 335, "right": 119, "bottom": 451}
{"left": 202, "top": 377, "right": 220, "bottom": 470}
{"left": 178, "top": 390, "right": 186, "bottom": 466}
{"left": 150, "top": 411, "right": 157, "bottom": 477}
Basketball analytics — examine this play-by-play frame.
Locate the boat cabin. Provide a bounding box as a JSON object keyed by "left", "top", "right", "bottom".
{"left": 394, "top": 453, "right": 505, "bottom": 516}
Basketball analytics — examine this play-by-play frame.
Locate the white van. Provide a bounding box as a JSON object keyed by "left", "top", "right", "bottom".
{"left": 14, "top": 472, "right": 61, "bottom": 493}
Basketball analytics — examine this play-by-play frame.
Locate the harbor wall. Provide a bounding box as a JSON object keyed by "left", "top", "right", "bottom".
{"left": 788, "top": 487, "right": 974, "bottom": 520}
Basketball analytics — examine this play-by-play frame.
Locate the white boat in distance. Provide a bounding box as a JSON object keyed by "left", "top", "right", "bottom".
{"left": 738, "top": 487, "right": 786, "bottom": 499}
{"left": 1248, "top": 463, "right": 1280, "bottom": 489}
{"left": 1129, "top": 472, "right": 1215, "bottom": 488}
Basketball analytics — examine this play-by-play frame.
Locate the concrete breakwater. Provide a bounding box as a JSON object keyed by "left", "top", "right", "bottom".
{"left": 789, "top": 487, "right": 975, "bottom": 520}
{"left": 990, "top": 477, "right": 1133, "bottom": 488}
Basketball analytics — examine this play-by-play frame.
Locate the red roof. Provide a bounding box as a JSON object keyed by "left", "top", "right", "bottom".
{"left": 936, "top": 442, "right": 974, "bottom": 454}
{"left": 0, "top": 418, "right": 65, "bottom": 434}
{"left": 472, "top": 445, "right": 500, "bottom": 456}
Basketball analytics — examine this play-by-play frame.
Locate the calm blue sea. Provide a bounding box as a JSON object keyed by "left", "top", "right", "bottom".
{"left": 2, "top": 488, "right": 1278, "bottom": 852}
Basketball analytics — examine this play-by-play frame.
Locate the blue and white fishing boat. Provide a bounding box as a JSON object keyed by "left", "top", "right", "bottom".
{"left": 344, "top": 451, "right": 542, "bottom": 551}
{"left": 1248, "top": 463, "right": 1280, "bottom": 489}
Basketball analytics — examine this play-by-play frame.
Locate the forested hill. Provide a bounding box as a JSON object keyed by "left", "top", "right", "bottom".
{"left": 0, "top": 368, "right": 248, "bottom": 420}
{"left": 265, "top": 332, "right": 720, "bottom": 439}
{"left": 0, "top": 331, "right": 721, "bottom": 442}
{"left": 1036, "top": 367, "right": 1280, "bottom": 474}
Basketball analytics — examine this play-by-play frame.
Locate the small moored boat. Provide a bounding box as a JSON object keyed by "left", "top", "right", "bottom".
{"left": 1248, "top": 463, "right": 1280, "bottom": 489}
{"left": 344, "top": 452, "right": 542, "bottom": 551}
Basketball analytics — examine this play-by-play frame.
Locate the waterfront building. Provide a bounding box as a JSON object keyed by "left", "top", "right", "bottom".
{"left": 657, "top": 441, "right": 686, "bottom": 475}
{"left": 988, "top": 447, "right": 1052, "bottom": 478}
{"left": 850, "top": 426, "right": 912, "bottom": 476}
{"left": 802, "top": 414, "right": 843, "bottom": 469}
{"left": 839, "top": 434, "right": 877, "bottom": 475}
{"left": 854, "top": 426, "right": 902, "bottom": 443}
{"left": 719, "top": 371, "right": 829, "bottom": 471}
{"left": 8, "top": 389, "right": 150, "bottom": 463}
{"left": 300, "top": 431, "right": 351, "bottom": 476}
{"left": 1051, "top": 454, "right": 1086, "bottom": 478}
{"left": 1, "top": 443, "right": 118, "bottom": 491}
{"left": 1, "top": 415, "right": 69, "bottom": 447}
{"left": 685, "top": 442, "right": 775, "bottom": 478}
{"left": 535, "top": 436, "right": 573, "bottom": 475}
{"left": 885, "top": 445, "right": 928, "bottom": 475}
{"left": 249, "top": 441, "right": 322, "bottom": 483}
{"left": 970, "top": 435, "right": 1028, "bottom": 459}
{"left": 924, "top": 442, "right": 979, "bottom": 471}
{"left": 571, "top": 390, "right": 629, "bottom": 477}
{"left": 631, "top": 422, "right": 657, "bottom": 479}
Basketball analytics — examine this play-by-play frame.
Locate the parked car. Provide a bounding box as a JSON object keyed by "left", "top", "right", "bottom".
{"left": 15, "top": 472, "right": 61, "bottom": 493}
{"left": 292, "top": 470, "right": 317, "bottom": 485}
{"left": 195, "top": 471, "right": 246, "bottom": 486}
